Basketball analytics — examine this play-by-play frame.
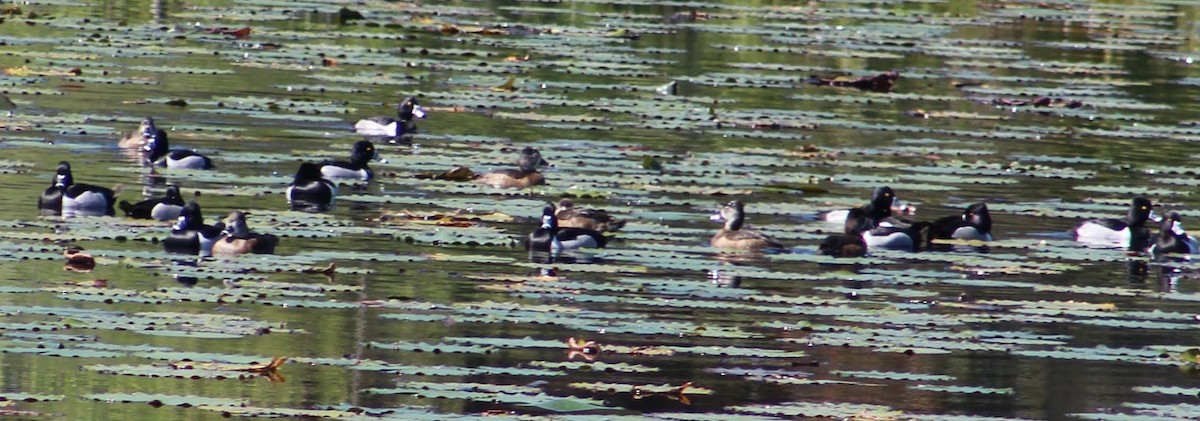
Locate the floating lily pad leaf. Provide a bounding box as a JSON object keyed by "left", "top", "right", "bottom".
{"left": 911, "top": 384, "right": 1013, "bottom": 394}
{"left": 1132, "top": 386, "right": 1200, "bottom": 396}
{"left": 366, "top": 341, "right": 494, "bottom": 354}
{"left": 569, "top": 382, "right": 711, "bottom": 395}
{"left": 1074, "top": 185, "right": 1189, "bottom": 197}
{"left": 82, "top": 393, "right": 248, "bottom": 407}
{"left": 530, "top": 361, "right": 659, "bottom": 373}
{"left": 127, "top": 65, "right": 234, "bottom": 75}
{"left": 731, "top": 401, "right": 902, "bottom": 418}
{"left": 833, "top": 370, "right": 955, "bottom": 382}
{"left": 196, "top": 405, "right": 372, "bottom": 418}
{"left": 84, "top": 364, "right": 266, "bottom": 380}
{"left": 0, "top": 393, "right": 63, "bottom": 402}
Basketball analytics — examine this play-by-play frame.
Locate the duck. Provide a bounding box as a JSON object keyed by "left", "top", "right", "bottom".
{"left": 819, "top": 207, "right": 869, "bottom": 257}
{"left": 1149, "top": 212, "right": 1198, "bottom": 255}
{"left": 319, "top": 140, "right": 382, "bottom": 181}
{"left": 142, "top": 126, "right": 215, "bottom": 169}
{"left": 475, "top": 146, "right": 549, "bottom": 189}
{"left": 354, "top": 96, "right": 426, "bottom": 140}
{"left": 1072, "top": 197, "right": 1155, "bottom": 251}
{"left": 822, "top": 186, "right": 906, "bottom": 227}
{"left": 38, "top": 161, "right": 116, "bottom": 217}
{"left": 528, "top": 205, "right": 607, "bottom": 253}
{"left": 710, "top": 200, "right": 785, "bottom": 250}
{"left": 118, "top": 185, "right": 185, "bottom": 221}
{"left": 555, "top": 199, "right": 625, "bottom": 233}
{"left": 287, "top": 162, "right": 337, "bottom": 211}
{"left": 163, "top": 201, "right": 224, "bottom": 256}
{"left": 924, "top": 202, "right": 993, "bottom": 246}
{"left": 118, "top": 117, "right": 161, "bottom": 149}
{"left": 213, "top": 211, "right": 280, "bottom": 255}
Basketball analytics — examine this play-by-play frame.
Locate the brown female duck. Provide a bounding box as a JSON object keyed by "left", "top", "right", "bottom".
{"left": 555, "top": 199, "right": 625, "bottom": 233}
{"left": 475, "top": 147, "right": 548, "bottom": 189}
{"left": 212, "top": 211, "right": 279, "bottom": 256}
{"left": 710, "top": 200, "right": 784, "bottom": 250}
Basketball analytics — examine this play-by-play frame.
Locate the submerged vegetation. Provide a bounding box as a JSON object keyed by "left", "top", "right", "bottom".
{"left": 0, "top": 0, "right": 1199, "bottom": 419}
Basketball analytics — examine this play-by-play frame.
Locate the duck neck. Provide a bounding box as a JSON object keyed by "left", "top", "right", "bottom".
{"left": 725, "top": 215, "right": 744, "bottom": 231}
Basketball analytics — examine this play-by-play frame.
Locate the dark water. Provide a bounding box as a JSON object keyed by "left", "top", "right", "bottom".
{"left": 1, "top": 0, "right": 1200, "bottom": 420}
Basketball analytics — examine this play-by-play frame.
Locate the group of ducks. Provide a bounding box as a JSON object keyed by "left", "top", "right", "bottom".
{"left": 36, "top": 97, "right": 431, "bottom": 257}
{"left": 525, "top": 185, "right": 1198, "bottom": 259}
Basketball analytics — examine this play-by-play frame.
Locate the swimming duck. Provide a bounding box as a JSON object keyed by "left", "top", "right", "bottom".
{"left": 710, "top": 200, "right": 785, "bottom": 250}
{"left": 1072, "top": 197, "right": 1155, "bottom": 251}
{"left": 163, "top": 201, "right": 224, "bottom": 256}
{"left": 475, "top": 147, "right": 549, "bottom": 189}
{"left": 118, "top": 117, "right": 161, "bottom": 149}
{"left": 142, "top": 127, "right": 215, "bottom": 169}
{"left": 118, "top": 185, "right": 185, "bottom": 221}
{"left": 287, "top": 162, "right": 337, "bottom": 211}
{"left": 819, "top": 207, "right": 869, "bottom": 257}
{"left": 213, "top": 211, "right": 280, "bottom": 255}
{"left": 823, "top": 186, "right": 905, "bottom": 227}
{"left": 1149, "top": 212, "right": 1198, "bottom": 255}
{"left": 528, "top": 205, "right": 607, "bottom": 253}
{"left": 38, "top": 161, "right": 116, "bottom": 217}
{"left": 555, "top": 199, "right": 625, "bottom": 233}
{"left": 320, "top": 140, "right": 382, "bottom": 181}
{"left": 354, "top": 96, "right": 426, "bottom": 139}
{"left": 924, "top": 202, "right": 993, "bottom": 246}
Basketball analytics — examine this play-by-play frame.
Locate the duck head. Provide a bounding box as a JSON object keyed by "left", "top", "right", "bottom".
{"left": 844, "top": 207, "right": 869, "bottom": 235}
{"left": 293, "top": 162, "right": 325, "bottom": 183}
{"left": 53, "top": 161, "right": 73, "bottom": 188}
{"left": 223, "top": 211, "right": 251, "bottom": 237}
{"left": 540, "top": 205, "right": 557, "bottom": 230}
{"left": 1159, "top": 212, "right": 1186, "bottom": 239}
{"left": 398, "top": 96, "right": 426, "bottom": 121}
{"left": 517, "top": 147, "right": 549, "bottom": 173}
{"left": 1127, "top": 197, "right": 1154, "bottom": 227}
{"left": 868, "top": 186, "right": 898, "bottom": 219}
{"left": 173, "top": 201, "right": 203, "bottom": 231}
{"left": 964, "top": 202, "right": 992, "bottom": 234}
{"left": 350, "top": 140, "right": 384, "bottom": 166}
{"left": 139, "top": 117, "right": 158, "bottom": 139}
{"left": 710, "top": 200, "right": 746, "bottom": 231}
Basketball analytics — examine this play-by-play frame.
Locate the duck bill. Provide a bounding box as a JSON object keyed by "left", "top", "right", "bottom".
{"left": 1148, "top": 210, "right": 1161, "bottom": 223}
{"left": 709, "top": 212, "right": 726, "bottom": 222}
{"left": 172, "top": 216, "right": 187, "bottom": 230}
{"left": 411, "top": 105, "right": 427, "bottom": 119}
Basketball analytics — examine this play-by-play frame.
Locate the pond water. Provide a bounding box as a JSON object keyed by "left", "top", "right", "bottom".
{"left": 2, "top": 0, "right": 1200, "bottom": 419}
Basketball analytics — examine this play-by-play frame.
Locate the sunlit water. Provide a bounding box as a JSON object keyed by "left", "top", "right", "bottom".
{"left": 0, "top": 0, "right": 1199, "bottom": 419}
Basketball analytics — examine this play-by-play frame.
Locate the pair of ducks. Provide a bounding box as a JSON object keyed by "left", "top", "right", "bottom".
{"left": 164, "top": 201, "right": 278, "bottom": 257}
{"left": 711, "top": 187, "right": 993, "bottom": 257}
{"left": 118, "top": 117, "right": 215, "bottom": 169}
{"left": 526, "top": 199, "right": 623, "bottom": 253}
{"left": 1072, "top": 197, "right": 1198, "bottom": 255}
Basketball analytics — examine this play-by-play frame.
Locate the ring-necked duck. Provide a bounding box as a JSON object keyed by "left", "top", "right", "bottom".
{"left": 925, "top": 202, "right": 993, "bottom": 245}
{"left": 528, "top": 205, "right": 607, "bottom": 253}
{"left": 1072, "top": 197, "right": 1154, "bottom": 251}
{"left": 475, "top": 147, "right": 549, "bottom": 189}
{"left": 555, "top": 199, "right": 625, "bottom": 233}
{"left": 38, "top": 161, "right": 116, "bottom": 217}
{"left": 142, "top": 126, "right": 215, "bottom": 169}
{"left": 118, "top": 185, "right": 185, "bottom": 221}
{"left": 287, "top": 162, "right": 337, "bottom": 211}
{"left": 1149, "top": 212, "right": 1198, "bottom": 255}
{"left": 710, "top": 200, "right": 784, "bottom": 250}
{"left": 163, "top": 201, "right": 224, "bottom": 256}
{"left": 354, "top": 96, "right": 426, "bottom": 140}
{"left": 213, "top": 211, "right": 279, "bottom": 255}
{"left": 819, "top": 207, "right": 869, "bottom": 257}
{"left": 320, "top": 140, "right": 383, "bottom": 181}
{"left": 118, "top": 117, "right": 161, "bottom": 149}
{"left": 823, "top": 186, "right": 907, "bottom": 227}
